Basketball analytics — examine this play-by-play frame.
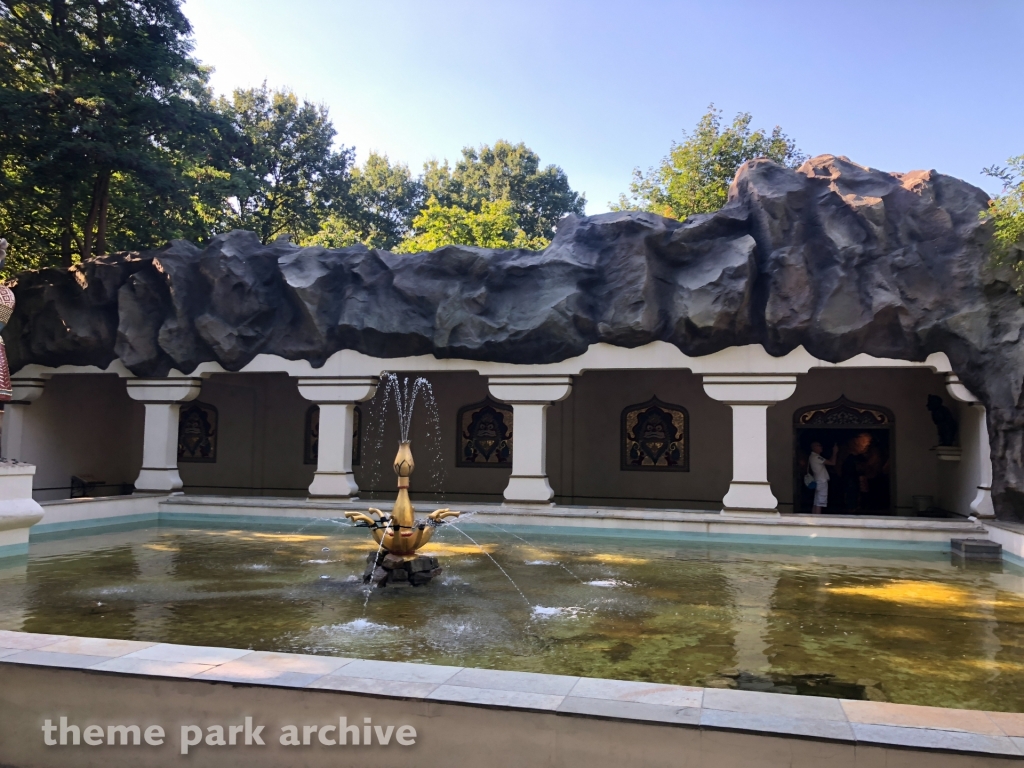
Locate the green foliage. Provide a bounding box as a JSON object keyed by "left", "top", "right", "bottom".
{"left": 419, "top": 140, "right": 585, "bottom": 244}
{"left": 614, "top": 105, "right": 805, "bottom": 220}
{"left": 382, "top": 140, "right": 584, "bottom": 252}
{"left": 320, "top": 140, "right": 583, "bottom": 253}
{"left": 396, "top": 197, "right": 547, "bottom": 253}
{"left": 308, "top": 152, "right": 420, "bottom": 250}
{"left": 0, "top": 0, "right": 235, "bottom": 274}
{"left": 218, "top": 84, "right": 352, "bottom": 245}
{"left": 983, "top": 156, "right": 1024, "bottom": 292}
{"left": 0, "top": 3, "right": 582, "bottom": 270}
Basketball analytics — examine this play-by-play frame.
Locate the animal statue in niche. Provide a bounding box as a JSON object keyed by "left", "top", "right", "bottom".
{"left": 0, "top": 239, "right": 12, "bottom": 401}
{"left": 927, "top": 395, "right": 959, "bottom": 447}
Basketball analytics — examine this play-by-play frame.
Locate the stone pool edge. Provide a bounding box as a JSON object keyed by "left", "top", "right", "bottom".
{"left": 1, "top": 630, "right": 1022, "bottom": 760}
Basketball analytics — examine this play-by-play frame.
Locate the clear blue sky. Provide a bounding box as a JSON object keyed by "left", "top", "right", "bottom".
{"left": 184, "top": 0, "right": 1023, "bottom": 213}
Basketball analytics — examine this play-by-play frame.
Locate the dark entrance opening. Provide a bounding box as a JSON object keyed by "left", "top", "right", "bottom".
{"left": 794, "top": 397, "right": 894, "bottom": 515}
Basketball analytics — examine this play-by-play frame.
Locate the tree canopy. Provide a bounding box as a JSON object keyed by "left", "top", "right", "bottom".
{"left": 218, "top": 84, "right": 352, "bottom": 245}
{"left": 983, "top": 156, "right": 1024, "bottom": 292}
{"left": 308, "top": 152, "right": 420, "bottom": 251}
{"left": 308, "top": 141, "right": 585, "bottom": 252}
{"left": 396, "top": 197, "right": 546, "bottom": 253}
{"left": 0, "top": 0, "right": 234, "bottom": 272}
{"left": 614, "top": 105, "right": 805, "bottom": 220}
{"left": 0, "top": 3, "right": 586, "bottom": 273}
{"left": 425, "top": 140, "right": 586, "bottom": 243}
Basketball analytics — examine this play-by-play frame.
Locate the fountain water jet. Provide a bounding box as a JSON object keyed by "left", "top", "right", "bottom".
{"left": 345, "top": 375, "right": 460, "bottom": 587}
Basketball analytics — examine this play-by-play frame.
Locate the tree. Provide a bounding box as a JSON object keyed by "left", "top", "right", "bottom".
{"left": 217, "top": 85, "right": 352, "bottom": 245}
{"left": 614, "top": 105, "right": 805, "bottom": 219}
{"left": 419, "top": 140, "right": 585, "bottom": 244}
{"left": 0, "top": 0, "right": 234, "bottom": 273}
{"left": 308, "top": 152, "right": 420, "bottom": 250}
{"left": 983, "top": 156, "right": 1024, "bottom": 292}
{"left": 396, "top": 197, "right": 546, "bottom": 253}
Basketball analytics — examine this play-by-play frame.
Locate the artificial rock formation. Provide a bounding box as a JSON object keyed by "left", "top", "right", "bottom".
{"left": 5, "top": 156, "right": 1024, "bottom": 517}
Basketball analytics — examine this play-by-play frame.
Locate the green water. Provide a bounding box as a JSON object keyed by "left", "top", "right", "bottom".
{"left": 2, "top": 522, "right": 1024, "bottom": 712}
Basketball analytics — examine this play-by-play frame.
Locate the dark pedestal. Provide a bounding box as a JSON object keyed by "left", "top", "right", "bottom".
{"left": 362, "top": 551, "right": 443, "bottom": 588}
{"left": 950, "top": 538, "right": 1002, "bottom": 560}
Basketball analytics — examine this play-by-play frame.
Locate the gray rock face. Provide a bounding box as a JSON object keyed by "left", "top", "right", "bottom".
{"left": 5, "top": 155, "right": 1024, "bottom": 518}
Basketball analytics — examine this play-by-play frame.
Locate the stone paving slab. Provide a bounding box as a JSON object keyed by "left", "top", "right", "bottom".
{"left": 89, "top": 656, "right": 215, "bottom": 678}
{"left": 568, "top": 677, "right": 704, "bottom": 708}
{"left": 699, "top": 709, "right": 856, "bottom": 741}
{"left": 194, "top": 650, "right": 353, "bottom": 683}
{"left": 38, "top": 636, "right": 156, "bottom": 658}
{"left": 558, "top": 696, "right": 702, "bottom": 726}
{"left": 445, "top": 666, "right": 579, "bottom": 696}
{"left": 428, "top": 684, "right": 566, "bottom": 710}
{"left": 987, "top": 711, "right": 1024, "bottom": 738}
{"left": 339, "top": 658, "right": 463, "bottom": 685}
{"left": 3, "top": 649, "right": 111, "bottom": 668}
{"left": 0, "top": 629, "right": 1022, "bottom": 759}
{"left": 0, "top": 629, "right": 63, "bottom": 649}
{"left": 849, "top": 723, "right": 1021, "bottom": 756}
{"left": 704, "top": 687, "right": 848, "bottom": 721}
{"left": 843, "top": 699, "right": 1007, "bottom": 736}
{"left": 306, "top": 674, "right": 440, "bottom": 698}
{"left": 120, "top": 642, "right": 252, "bottom": 665}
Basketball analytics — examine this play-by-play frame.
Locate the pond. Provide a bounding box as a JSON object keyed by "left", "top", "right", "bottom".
{"left": 2, "top": 521, "right": 1022, "bottom": 712}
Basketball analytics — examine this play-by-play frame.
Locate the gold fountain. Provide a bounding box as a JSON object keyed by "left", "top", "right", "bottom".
{"left": 344, "top": 441, "right": 460, "bottom": 557}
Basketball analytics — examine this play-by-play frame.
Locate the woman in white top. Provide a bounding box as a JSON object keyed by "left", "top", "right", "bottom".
{"left": 809, "top": 441, "right": 839, "bottom": 514}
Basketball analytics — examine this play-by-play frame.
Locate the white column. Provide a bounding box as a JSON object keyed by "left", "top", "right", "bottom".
{"left": 126, "top": 378, "right": 202, "bottom": 493}
{"left": 945, "top": 374, "right": 995, "bottom": 518}
{"left": 0, "top": 460, "right": 45, "bottom": 556}
{"left": 487, "top": 376, "right": 573, "bottom": 504}
{"left": 702, "top": 375, "right": 797, "bottom": 517}
{"left": 1, "top": 378, "right": 46, "bottom": 461}
{"left": 297, "top": 377, "right": 377, "bottom": 499}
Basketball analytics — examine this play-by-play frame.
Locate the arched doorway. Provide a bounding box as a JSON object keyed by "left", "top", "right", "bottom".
{"left": 794, "top": 397, "right": 895, "bottom": 514}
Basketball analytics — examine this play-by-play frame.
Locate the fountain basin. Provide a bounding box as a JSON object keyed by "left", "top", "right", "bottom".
{"left": 3, "top": 520, "right": 1024, "bottom": 713}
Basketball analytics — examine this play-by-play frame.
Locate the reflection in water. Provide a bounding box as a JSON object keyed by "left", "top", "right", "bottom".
{"left": 3, "top": 524, "right": 1024, "bottom": 712}
{"left": 727, "top": 568, "right": 779, "bottom": 674}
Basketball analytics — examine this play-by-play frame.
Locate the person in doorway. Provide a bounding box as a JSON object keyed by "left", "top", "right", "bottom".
{"left": 842, "top": 432, "right": 887, "bottom": 512}
{"left": 809, "top": 441, "right": 839, "bottom": 514}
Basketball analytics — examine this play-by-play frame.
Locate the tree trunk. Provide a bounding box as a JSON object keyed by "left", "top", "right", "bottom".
{"left": 81, "top": 171, "right": 112, "bottom": 260}
{"left": 60, "top": 226, "right": 72, "bottom": 269}
{"left": 53, "top": 0, "right": 73, "bottom": 269}
{"left": 96, "top": 173, "right": 111, "bottom": 255}
{"left": 52, "top": 0, "right": 70, "bottom": 84}
{"left": 81, "top": 172, "right": 108, "bottom": 261}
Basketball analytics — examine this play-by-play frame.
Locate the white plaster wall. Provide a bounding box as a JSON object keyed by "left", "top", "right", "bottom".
{"left": 12, "top": 374, "right": 143, "bottom": 501}
{"left": 767, "top": 369, "right": 950, "bottom": 514}
{"left": 549, "top": 370, "right": 733, "bottom": 510}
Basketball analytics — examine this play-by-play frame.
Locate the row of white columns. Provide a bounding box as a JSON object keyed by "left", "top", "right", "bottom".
{"left": 5, "top": 372, "right": 995, "bottom": 516}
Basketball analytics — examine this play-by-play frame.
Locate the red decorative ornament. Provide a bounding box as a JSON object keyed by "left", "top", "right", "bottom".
{"left": 0, "top": 239, "right": 13, "bottom": 402}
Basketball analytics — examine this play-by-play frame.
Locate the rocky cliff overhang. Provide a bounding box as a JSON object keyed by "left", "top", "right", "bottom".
{"left": 5, "top": 155, "right": 1024, "bottom": 518}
